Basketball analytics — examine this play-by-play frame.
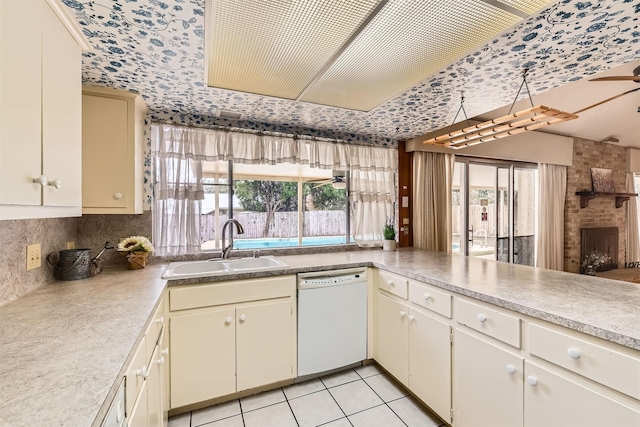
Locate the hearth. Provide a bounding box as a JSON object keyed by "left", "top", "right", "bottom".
{"left": 580, "top": 227, "right": 618, "bottom": 273}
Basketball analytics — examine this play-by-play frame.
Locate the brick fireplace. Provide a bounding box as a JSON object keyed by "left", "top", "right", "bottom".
{"left": 564, "top": 138, "right": 627, "bottom": 273}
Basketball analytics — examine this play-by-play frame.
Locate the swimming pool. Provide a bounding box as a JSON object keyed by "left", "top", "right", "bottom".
{"left": 233, "top": 236, "right": 347, "bottom": 249}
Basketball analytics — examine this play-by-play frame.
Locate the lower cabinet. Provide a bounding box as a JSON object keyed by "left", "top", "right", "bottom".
{"left": 452, "top": 329, "right": 524, "bottom": 427}
{"left": 169, "top": 276, "right": 296, "bottom": 409}
{"left": 377, "top": 291, "right": 451, "bottom": 423}
{"left": 524, "top": 361, "right": 640, "bottom": 427}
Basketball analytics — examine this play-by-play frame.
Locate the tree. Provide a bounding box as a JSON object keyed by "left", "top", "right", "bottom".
{"left": 303, "top": 183, "right": 346, "bottom": 211}
{"left": 234, "top": 180, "right": 298, "bottom": 236}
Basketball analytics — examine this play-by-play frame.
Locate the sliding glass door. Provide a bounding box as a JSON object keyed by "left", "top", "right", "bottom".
{"left": 452, "top": 159, "right": 536, "bottom": 265}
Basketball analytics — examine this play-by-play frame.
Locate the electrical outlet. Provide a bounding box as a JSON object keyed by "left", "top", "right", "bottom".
{"left": 26, "top": 244, "right": 41, "bottom": 271}
{"left": 67, "top": 241, "right": 75, "bottom": 249}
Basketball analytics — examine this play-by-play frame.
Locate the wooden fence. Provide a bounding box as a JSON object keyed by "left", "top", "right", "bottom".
{"left": 201, "top": 211, "right": 346, "bottom": 240}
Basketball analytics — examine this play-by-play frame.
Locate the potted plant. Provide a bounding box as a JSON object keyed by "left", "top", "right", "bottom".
{"left": 383, "top": 219, "right": 396, "bottom": 251}
{"left": 117, "top": 235, "right": 154, "bottom": 269}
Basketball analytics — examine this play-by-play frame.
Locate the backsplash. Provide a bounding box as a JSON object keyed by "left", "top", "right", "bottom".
{"left": 0, "top": 218, "right": 77, "bottom": 306}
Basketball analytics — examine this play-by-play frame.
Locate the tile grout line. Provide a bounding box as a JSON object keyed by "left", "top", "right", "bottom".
{"left": 281, "top": 386, "right": 302, "bottom": 427}
{"left": 360, "top": 374, "right": 410, "bottom": 427}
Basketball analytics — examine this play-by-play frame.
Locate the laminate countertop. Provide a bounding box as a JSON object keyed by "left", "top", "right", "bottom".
{"left": 1, "top": 249, "right": 639, "bottom": 427}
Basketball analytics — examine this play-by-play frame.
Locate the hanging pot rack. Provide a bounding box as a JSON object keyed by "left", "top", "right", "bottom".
{"left": 423, "top": 69, "right": 579, "bottom": 149}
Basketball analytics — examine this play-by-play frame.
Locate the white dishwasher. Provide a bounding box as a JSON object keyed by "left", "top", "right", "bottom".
{"left": 297, "top": 268, "right": 368, "bottom": 376}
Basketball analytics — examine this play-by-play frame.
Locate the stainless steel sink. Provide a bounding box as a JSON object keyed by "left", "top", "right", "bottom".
{"left": 161, "top": 256, "right": 289, "bottom": 279}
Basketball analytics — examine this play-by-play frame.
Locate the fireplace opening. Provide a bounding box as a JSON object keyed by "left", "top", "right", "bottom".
{"left": 580, "top": 227, "right": 618, "bottom": 273}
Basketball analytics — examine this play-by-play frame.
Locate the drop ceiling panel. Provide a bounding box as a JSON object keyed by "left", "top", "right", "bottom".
{"left": 207, "top": 0, "right": 382, "bottom": 99}
{"left": 492, "top": 0, "right": 555, "bottom": 15}
{"left": 299, "top": 0, "right": 522, "bottom": 111}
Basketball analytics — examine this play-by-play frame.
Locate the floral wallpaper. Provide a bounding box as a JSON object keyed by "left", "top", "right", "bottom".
{"left": 62, "top": 0, "right": 640, "bottom": 208}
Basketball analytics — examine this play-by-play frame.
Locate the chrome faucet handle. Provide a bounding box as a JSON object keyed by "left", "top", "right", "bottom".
{"left": 252, "top": 250, "right": 260, "bottom": 258}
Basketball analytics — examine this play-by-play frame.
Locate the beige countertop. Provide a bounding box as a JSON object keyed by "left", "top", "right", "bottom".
{"left": 1, "top": 249, "right": 639, "bottom": 426}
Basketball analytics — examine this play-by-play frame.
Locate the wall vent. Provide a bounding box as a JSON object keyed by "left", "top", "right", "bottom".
{"left": 216, "top": 110, "right": 243, "bottom": 120}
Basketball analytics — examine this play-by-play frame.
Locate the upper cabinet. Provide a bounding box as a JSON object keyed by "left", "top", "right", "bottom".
{"left": 0, "top": 0, "right": 89, "bottom": 220}
{"left": 82, "top": 86, "right": 147, "bottom": 214}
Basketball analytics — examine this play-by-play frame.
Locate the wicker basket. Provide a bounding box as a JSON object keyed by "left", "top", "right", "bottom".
{"left": 126, "top": 251, "right": 149, "bottom": 269}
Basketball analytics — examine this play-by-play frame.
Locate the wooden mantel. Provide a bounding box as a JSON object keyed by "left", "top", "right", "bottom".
{"left": 575, "top": 191, "right": 638, "bottom": 209}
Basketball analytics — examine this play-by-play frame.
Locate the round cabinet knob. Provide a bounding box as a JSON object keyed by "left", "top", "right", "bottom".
{"left": 423, "top": 293, "right": 431, "bottom": 301}
{"left": 135, "top": 365, "right": 147, "bottom": 378}
{"left": 225, "top": 316, "right": 233, "bottom": 324}
{"left": 567, "top": 348, "right": 581, "bottom": 359}
{"left": 47, "top": 178, "right": 61, "bottom": 189}
{"left": 161, "top": 348, "right": 169, "bottom": 356}
{"left": 157, "top": 356, "right": 165, "bottom": 365}
{"left": 114, "top": 192, "right": 123, "bottom": 200}
{"left": 155, "top": 316, "right": 164, "bottom": 325}
{"left": 527, "top": 376, "right": 539, "bottom": 386}
{"left": 387, "top": 280, "right": 395, "bottom": 287}
{"left": 477, "top": 314, "right": 487, "bottom": 322}
{"left": 239, "top": 314, "right": 247, "bottom": 322}
{"left": 408, "top": 315, "right": 415, "bottom": 321}
{"left": 33, "top": 175, "right": 48, "bottom": 186}
{"left": 116, "top": 401, "right": 124, "bottom": 423}
{"left": 505, "top": 364, "right": 516, "bottom": 375}
{"left": 399, "top": 311, "right": 406, "bottom": 318}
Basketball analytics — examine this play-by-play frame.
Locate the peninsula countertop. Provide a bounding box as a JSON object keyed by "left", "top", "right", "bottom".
{"left": 1, "top": 249, "right": 639, "bottom": 427}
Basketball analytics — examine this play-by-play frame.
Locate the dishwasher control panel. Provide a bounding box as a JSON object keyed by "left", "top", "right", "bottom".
{"left": 297, "top": 268, "right": 367, "bottom": 289}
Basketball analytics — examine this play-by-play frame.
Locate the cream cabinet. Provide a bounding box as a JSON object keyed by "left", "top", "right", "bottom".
{"left": 524, "top": 361, "right": 640, "bottom": 427}
{"left": 168, "top": 276, "right": 296, "bottom": 409}
{"left": 123, "top": 295, "right": 167, "bottom": 427}
{"left": 375, "top": 271, "right": 452, "bottom": 423}
{"left": 82, "top": 86, "right": 147, "bottom": 214}
{"left": 452, "top": 329, "right": 524, "bottom": 427}
{"left": 0, "top": 0, "right": 86, "bottom": 219}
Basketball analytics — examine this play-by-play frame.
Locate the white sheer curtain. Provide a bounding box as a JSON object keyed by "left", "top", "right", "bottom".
{"left": 626, "top": 173, "right": 640, "bottom": 263}
{"left": 413, "top": 152, "right": 455, "bottom": 252}
{"left": 152, "top": 125, "right": 206, "bottom": 256}
{"left": 536, "top": 163, "right": 567, "bottom": 270}
{"left": 350, "top": 169, "right": 396, "bottom": 247}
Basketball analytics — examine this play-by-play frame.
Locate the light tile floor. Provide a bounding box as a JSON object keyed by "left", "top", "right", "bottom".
{"left": 168, "top": 364, "right": 446, "bottom": 427}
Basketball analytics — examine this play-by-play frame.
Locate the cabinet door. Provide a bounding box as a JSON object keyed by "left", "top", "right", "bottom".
{"left": 524, "top": 361, "right": 640, "bottom": 427}
{"left": 82, "top": 95, "right": 129, "bottom": 209}
{"left": 376, "top": 292, "right": 408, "bottom": 386}
{"left": 408, "top": 308, "right": 451, "bottom": 423}
{"left": 128, "top": 380, "right": 148, "bottom": 427}
{"left": 453, "top": 329, "right": 523, "bottom": 427}
{"left": 170, "top": 308, "right": 236, "bottom": 408}
{"left": 159, "top": 327, "right": 169, "bottom": 425}
{"left": 0, "top": 0, "right": 42, "bottom": 206}
{"left": 146, "top": 345, "right": 163, "bottom": 427}
{"left": 236, "top": 300, "right": 293, "bottom": 391}
{"left": 41, "top": 0, "right": 81, "bottom": 207}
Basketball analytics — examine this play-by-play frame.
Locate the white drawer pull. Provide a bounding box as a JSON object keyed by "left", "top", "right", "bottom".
{"left": 408, "top": 315, "right": 415, "bottom": 321}
{"left": 161, "top": 348, "right": 169, "bottom": 356}
{"left": 239, "top": 314, "right": 247, "bottom": 322}
{"left": 423, "top": 293, "right": 431, "bottom": 301}
{"left": 33, "top": 175, "right": 48, "bottom": 186}
{"left": 114, "top": 192, "right": 123, "bottom": 200}
{"left": 505, "top": 364, "right": 516, "bottom": 375}
{"left": 48, "top": 178, "right": 62, "bottom": 189}
{"left": 527, "top": 376, "right": 538, "bottom": 386}
{"left": 567, "top": 348, "right": 581, "bottom": 359}
{"left": 156, "top": 356, "right": 165, "bottom": 365}
{"left": 225, "top": 316, "right": 233, "bottom": 324}
{"left": 400, "top": 311, "right": 406, "bottom": 318}
{"left": 135, "top": 365, "right": 147, "bottom": 379}
{"left": 155, "top": 316, "right": 164, "bottom": 325}
{"left": 387, "top": 280, "right": 395, "bottom": 287}
{"left": 477, "top": 314, "right": 487, "bottom": 322}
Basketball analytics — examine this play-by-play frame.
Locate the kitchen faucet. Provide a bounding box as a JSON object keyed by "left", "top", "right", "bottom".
{"left": 221, "top": 218, "right": 244, "bottom": 259}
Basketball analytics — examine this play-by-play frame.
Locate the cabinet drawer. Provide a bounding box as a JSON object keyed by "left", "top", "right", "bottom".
{"left": 408, "top": 280, "right": 451, "bottom": 318}
{"left": 170, "top": 276, "right": 295, "bottom": 311}
{"left": 125, "top": 336, "right": 146, "bottom": 416}
{"left": 377, "top": 270, "right": 408, "bottom": 299}
{"left": 454, "top": 298, "right": 521, "bottom": 348}
{"left": 145, "top": 297, "right": 166, "bottom": 363}
{"left": 529, "top": 324, "right": 640, "bottom": 399}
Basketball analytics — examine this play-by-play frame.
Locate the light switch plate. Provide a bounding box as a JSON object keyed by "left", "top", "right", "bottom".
{"left": 67, "top": 241, "right": 75, "bottom": 249}
{"left": 27, "top": 244, "right": 41, "bottom": 271}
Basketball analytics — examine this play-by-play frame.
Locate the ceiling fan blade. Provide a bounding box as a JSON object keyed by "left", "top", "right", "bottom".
{"left": 590, "top": 76, "right": 640, "bottom": 82}
{"left": 313, "top": 181, "right": 333, "bottom": 189}
{"left": 573, "top": 87, "right": 640, "bottom": 115}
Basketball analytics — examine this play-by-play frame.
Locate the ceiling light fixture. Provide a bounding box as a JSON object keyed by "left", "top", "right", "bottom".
{"left": 423, "top": 69, "right": 578, "bottom": 149}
